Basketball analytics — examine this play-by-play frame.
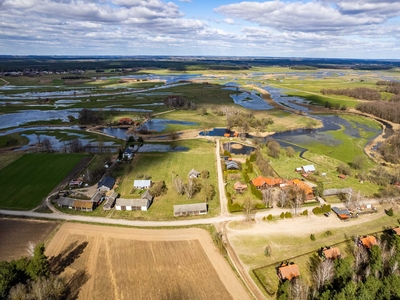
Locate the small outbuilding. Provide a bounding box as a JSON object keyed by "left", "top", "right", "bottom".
{"left": 69, "top": 180, "right": 83, "bottom": 188}
{"left": 98, "top": 176, "right": 115, "bottom": 192}
{"left": 115, "top": 191, "right": 153, "bottom": 211}
{"left": 392, "top": 227, "right": 400, "bottom": 236}
{"left": 133, "top": 180, "right": 152, "bottom": 189}
{"left": 234, "top": 181, "right": 248, "bottom": 193}
{"left": 188, "top": 169, "right": 201, "bottom": 179}
{"left": 174, "top": 203, "right": 208, "bottom": 217}
{"left": 123, "top": 147, "right": 134, "bottom": 160}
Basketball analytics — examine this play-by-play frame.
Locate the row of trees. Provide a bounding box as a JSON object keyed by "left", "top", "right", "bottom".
{"left": 163, "top": 96, "right": 196, "bottom": 110}
{"left": 356, "top": 101, "right": 400, "bottom": 123}
{"left": 378, "top": 133, "right": 400, "bottom": 164}
{"left": 321, "top": 88, "right": 381, "bottom": 100}
{"left": 277, "top": 232, "right": 400, "bottom": 300}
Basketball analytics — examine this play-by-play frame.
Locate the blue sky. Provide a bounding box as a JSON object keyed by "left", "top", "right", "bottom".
{"left": 0, "top": 0, "right": 399, "bottom": 58}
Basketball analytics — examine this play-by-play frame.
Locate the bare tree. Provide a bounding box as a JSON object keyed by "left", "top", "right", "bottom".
{"left": 42, "top": 138, "right": 53, "bottom": 153}
{"left": 353, "top": 245, "right": 369, "bottom": 281}
{"left": 312, "top": 259, "right": 335, "bottom": 291}
{"left": 26, "top": 241, "right": 36, "bottom": 257}
{"left": 243, "top": 198, "right": 256, "bottom": 222}
{"left": 184, "top": 178, "right": 197, "bottom": 199}
{"left": 290, "top": 277, "right": 309, "bottom": 300}
{"left": 172, "top": 175, "right": 184, "bottom": 195}
{"left": 262, "top": 188, "right": 273, "bottom": 207}
{"left": 277, "top": 189, "right": 288, "bottom": 208}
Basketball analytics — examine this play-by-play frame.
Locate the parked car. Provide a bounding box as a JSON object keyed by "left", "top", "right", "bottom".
{"left": 324, "top": 212, "right": 330, "bottom": 217}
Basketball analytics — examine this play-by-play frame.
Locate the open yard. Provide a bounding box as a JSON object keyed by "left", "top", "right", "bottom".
{"left": 0, "top": 153, "right": 89, "bottom": 210}
{"left": 115, "top": 139, "right": 220, "bottom": 219}
{"left": 45, "top": 222, "right": 250, "bottom": 300}
{"left": 0, "top": 218, "right": 60, "bottom": 261}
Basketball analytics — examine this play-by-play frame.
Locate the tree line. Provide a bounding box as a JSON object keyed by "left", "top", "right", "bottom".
{"left": 356, "top": 101, "right": 400, "bottom": 123}
{"left": 320, "top": 88, "right": 381, "bottom": 100}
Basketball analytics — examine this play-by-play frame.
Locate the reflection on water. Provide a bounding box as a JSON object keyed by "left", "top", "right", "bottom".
{"left": 139, "top": 119, "right": 198, "bottom": 132}
{"left": 138, "top": 143, "right": 189, "bottom": 152}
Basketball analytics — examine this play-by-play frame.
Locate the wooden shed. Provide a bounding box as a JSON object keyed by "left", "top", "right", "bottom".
{"left": 115, "top": 198, "right": 152, "bottom": 211}
{"left": 103, "top": 192, "right": 118, "bottom": 210}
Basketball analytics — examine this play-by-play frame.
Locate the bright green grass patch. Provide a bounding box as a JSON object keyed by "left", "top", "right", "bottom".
{"left": 115, "top": 139, "right": 220, "bottom": 220}
{"left": 0, "top": 153, "right": 89, "bottom": 210}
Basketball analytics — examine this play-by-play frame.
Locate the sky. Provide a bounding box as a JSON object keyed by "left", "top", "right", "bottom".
{"left": 0, "top": 0, "right": 399, "bottom": 59}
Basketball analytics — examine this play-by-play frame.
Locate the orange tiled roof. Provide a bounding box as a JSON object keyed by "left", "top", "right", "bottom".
{"left": 278, "top": 264, "right": 300, "bottom": 281}
{"left": 393, "top": 228, "right": 400, "bottom": 236}
{"left": 291, "top": 179, "right": 313, "bottom": 195}
{"left": 323, "top": 247, "right": 341, "bottom": 259}
{"left": 252, "top": 176, "right": 266, "bottom": 187}
{"left": 224, "top": 133, "right": 231, "bottom": 137}
{"left": 361, "top": 236, "right": 378, "bottom": 249}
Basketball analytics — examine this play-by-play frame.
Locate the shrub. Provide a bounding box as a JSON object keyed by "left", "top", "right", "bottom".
{"left": 280, "top": 212, "right": 285, "bottom": 219}
{"left": 267, "top": 214, "right": 273, "bottom": 221}
{"left": 285, "top": 212, "right": 292, "bottom": 218}
{"left": 386, "top": 208, "right": 394, "bottom": 217}
{"left": 325, "top": 230, "right": 333, "bottom": 236}
{"left": 312, "top": 207, "right": 322, "bottom": 215}
{"left": 310, "top": 234, "right": 316, "bottom": 241}
{"left": 302, "top": 210, "right": 308, "bottom": 216}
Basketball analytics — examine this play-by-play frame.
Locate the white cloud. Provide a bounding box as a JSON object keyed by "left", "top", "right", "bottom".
{"left": 223, "top": 18, "right": 234, "bottom": 24}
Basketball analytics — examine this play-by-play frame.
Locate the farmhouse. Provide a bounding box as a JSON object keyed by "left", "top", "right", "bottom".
{"left": 133, "top": 179, "right": 152, "bottom": 189}
{"left": 277, "top": 263, "right": 300, "bottom": 281}
{"left": 359, "top": 235, "right": 378, "bottom": 249}
{"left": 188, "top": 169, "right": 201, "bottom": 179}
{"left": 320, "top": 247, "right": 341, "bottom": 260}
{"left": 252, "top": 176, "right": 283, "bottom": 189}
{"left": 174, "top": 203, "right": 208, "bottom": 217}
{"left": 234, "top": 181, "right": 247, "bottom": 193}
{"left": 103, "top": 192, "right": 118, "bottom": 210}
{"left": 225, "top": 161, "right": 239, "bottom": 170}
{"left": 98, "top": 176, "right": 115, "bottom": 192}
{"left": 287, "top": 179, "right": 314, "bottom": 199}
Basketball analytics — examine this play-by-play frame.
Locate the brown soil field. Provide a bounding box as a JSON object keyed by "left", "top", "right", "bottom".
{"left": 46, "top": 223, "right": 250, "bottom": 300}
{"left": 0, "top": 218, "right": 60, "bottom": 261}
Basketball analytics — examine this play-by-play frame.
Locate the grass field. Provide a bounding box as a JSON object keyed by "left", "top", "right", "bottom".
{"left": 45, "top": 223, "right": 250, "bottom": 300}
{"left": 0, "top": 218, "right": 60, "bottom": 261}
{"left": 0, "top": 153, "right": 89, "bottom": 210}
{"left": 115, "top": 139, "right": 220, "bottom": 219}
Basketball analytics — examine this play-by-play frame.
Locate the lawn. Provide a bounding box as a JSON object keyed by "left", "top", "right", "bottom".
{"left": 114, "top": 139, "right": 220, "bottom": 220}
{"left": 0, "top": 153, "right": 89, "bottom": 210}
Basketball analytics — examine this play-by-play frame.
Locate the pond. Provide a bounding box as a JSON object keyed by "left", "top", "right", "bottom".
{"left": 223, "top": 142, "right": 256, "bottom": 155}
{"left": 102, "top": 127, "right": 131, "bottom": 139}
{"left": 229, "top": 91, "right": 274, "bottom": 110}
{"left": 139, "top": 119, "right": 198, "bottom": 132}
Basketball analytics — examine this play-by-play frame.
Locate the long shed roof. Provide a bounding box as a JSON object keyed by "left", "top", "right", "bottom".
{"left": 174, "top": 203, "right": 207, "bottom": 214}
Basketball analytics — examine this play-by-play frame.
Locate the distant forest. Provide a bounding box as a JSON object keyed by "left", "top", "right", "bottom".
{"left": 0, "top": 56, "right": 400, "bottom": 72}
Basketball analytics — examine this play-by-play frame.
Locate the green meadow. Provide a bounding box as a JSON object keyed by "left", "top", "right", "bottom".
{"left": 0, "top": 153, "right": 88, "bottom": 210}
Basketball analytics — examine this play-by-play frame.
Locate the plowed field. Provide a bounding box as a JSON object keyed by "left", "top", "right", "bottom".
{"left": 45, "top": 223, "right": 250, "bottom": 300}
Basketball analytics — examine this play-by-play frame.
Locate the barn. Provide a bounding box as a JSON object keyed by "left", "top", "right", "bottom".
{"left": 103, "top": 192, "right": 118, "bottom": 210}
{"left": 115, "top": 198, "right": 152, "bottom": 211}
{"left": 98, "top": 176, "right": 115, "bottom": 192}
{"left": 133, "top": 179, "right": 152, "bottom": 190}
{"left": 173, "top": 203, "right": 208, "bottom": 217}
